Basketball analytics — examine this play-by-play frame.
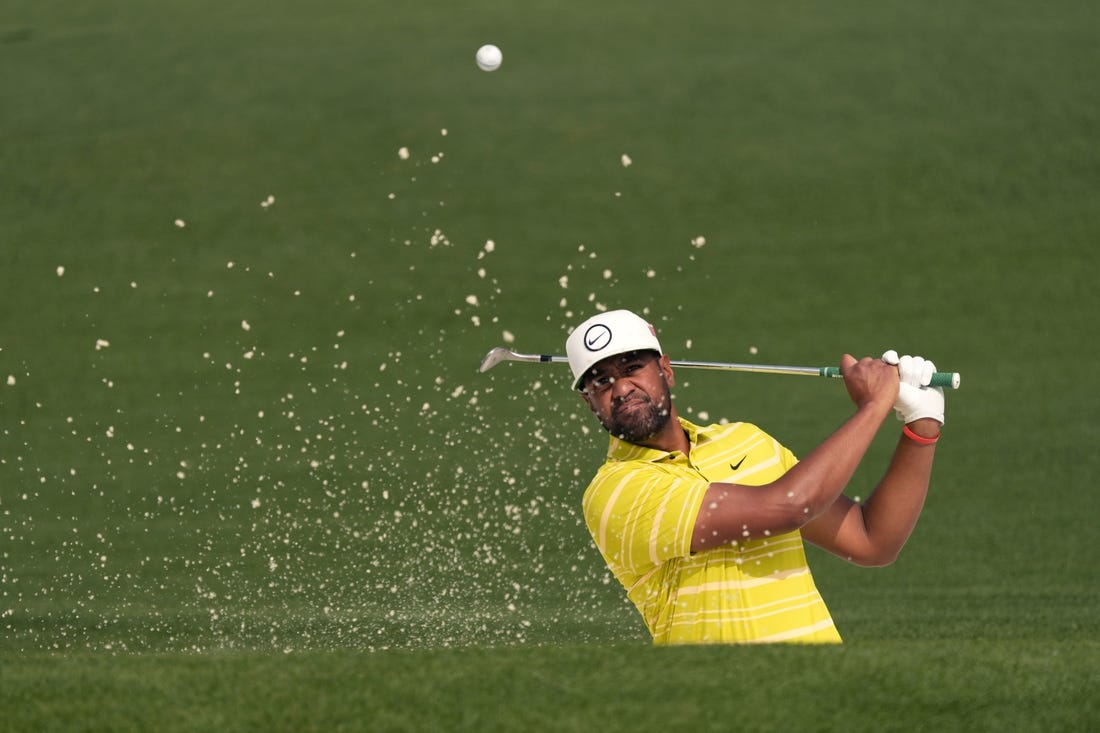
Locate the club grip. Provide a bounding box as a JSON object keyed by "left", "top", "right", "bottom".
{"left": 822, "top": 366, "right": 961, "bottom": 390}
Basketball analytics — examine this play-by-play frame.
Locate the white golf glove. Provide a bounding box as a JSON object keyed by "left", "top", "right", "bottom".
{"left": 882, "top": 350, "right": 945, "bottom": 425}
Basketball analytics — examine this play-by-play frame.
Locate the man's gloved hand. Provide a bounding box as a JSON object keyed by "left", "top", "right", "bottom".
{"left": 881, "top": 350, "right": 945, "bottom": 425}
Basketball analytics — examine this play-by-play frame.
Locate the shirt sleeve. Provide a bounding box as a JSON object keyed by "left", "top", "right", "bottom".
{"left": 583, "top": 463, "right": 709, "bottom": 576}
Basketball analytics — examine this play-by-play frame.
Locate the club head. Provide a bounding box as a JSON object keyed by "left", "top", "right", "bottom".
{"left": 478, "top": 346, "right": 514, "bottom": 373}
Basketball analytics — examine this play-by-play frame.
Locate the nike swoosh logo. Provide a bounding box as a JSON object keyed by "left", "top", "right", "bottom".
{"left": 730, "top": 456, "right": 746, "bottom": 471}
{"left": 582, "top": 324, "right": 613, "bottom": 352}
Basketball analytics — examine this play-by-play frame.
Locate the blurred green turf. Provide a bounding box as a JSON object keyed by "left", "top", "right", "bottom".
{"left": 2, "top": 642, "right": 1097, "bottom": 733}
{"left": 2, "top": 0, "right": 1098, "bottom": 729}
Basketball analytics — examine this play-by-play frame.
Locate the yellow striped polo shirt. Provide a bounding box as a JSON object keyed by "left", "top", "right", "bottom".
{"left": 582, "top": 418, "right": 841, "bottom": 645}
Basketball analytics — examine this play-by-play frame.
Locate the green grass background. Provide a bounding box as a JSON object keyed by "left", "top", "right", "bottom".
{"left": 2, "top": 0, "right": 1098, "bottom": 730}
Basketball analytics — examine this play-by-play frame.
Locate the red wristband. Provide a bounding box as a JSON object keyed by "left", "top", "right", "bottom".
{"left": 903, "top": 424, "right": 940, "bottom": 445}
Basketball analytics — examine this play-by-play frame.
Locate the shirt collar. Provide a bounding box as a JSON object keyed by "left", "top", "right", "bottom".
{"left": 605, "top": 417, "right": 706, "bottom": 463}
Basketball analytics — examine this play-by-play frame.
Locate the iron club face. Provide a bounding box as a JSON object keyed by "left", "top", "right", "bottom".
{"left": 478, "top": 347, "right": 564, "bottom": 373}
{"left": 478, "top": 346, "right": 514, "bottom": 373}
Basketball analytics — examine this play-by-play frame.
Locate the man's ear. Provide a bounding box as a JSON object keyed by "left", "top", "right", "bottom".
{"left": 579, "top": 391, "right": 598, "bottom": 414}
{"left": 659, "top": 354, "right": 675, "bottom": 387}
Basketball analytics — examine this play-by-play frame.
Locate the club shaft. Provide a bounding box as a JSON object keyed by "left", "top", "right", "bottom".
{"left": 536, "top": 354, "right": 824, "bottom": 377}
{"left": 486, "top": 350, "right": 960, "bottom": 389}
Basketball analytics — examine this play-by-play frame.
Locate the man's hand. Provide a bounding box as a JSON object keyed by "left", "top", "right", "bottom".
{"left": 839, "top": 354, "right": 899, "bottom": 415}
{"left": 882, "top": 350, "right": 946, "bottom": 425}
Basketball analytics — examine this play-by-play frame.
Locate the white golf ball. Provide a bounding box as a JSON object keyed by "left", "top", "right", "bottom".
{"left": 476, "top": 44, "right": 502, "bottom": 72}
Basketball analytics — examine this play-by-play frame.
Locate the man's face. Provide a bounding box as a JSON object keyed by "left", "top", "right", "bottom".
{"left": 579, "top": 350, "right": 675, "bottom": 444}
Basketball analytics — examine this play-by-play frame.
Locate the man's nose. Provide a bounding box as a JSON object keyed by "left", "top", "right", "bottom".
{"left": 610, "top": 372, "right": 638, "bottom": 398}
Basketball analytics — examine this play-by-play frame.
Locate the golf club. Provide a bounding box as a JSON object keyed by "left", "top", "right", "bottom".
{"left": 478, "top": 346, "right": 961, "bottom": 389}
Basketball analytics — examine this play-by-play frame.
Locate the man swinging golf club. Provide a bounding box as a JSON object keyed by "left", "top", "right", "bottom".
{"left": 567, "top": 309, "right": 945, "bottom": 644}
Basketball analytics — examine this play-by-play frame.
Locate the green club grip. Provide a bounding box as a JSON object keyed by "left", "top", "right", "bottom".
{"left": 821, "top": 366, "right": 961, "bottom": 390}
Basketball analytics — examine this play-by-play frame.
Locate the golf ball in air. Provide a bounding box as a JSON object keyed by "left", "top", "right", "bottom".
{"left": 476, "top": 44, "right": 502, "bottom": 72}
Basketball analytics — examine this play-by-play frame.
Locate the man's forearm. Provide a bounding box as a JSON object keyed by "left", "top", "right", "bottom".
{"left": 859, "top": 418, "right": 938, "bottom": 561}
{"left": 773, "top": 401, "right": 894, "bottom": 522}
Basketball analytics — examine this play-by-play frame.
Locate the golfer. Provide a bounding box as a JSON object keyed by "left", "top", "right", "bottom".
{"left": 567, "top": 309, "right": 945, "bottom": 644}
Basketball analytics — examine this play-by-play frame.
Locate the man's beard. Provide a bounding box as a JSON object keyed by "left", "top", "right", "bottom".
{"left": 601, "top": 386, "right": 672, "bottom": 444}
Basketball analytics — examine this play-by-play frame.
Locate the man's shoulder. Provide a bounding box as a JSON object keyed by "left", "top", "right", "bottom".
{"left": 581, "top": 453, "right": 702, "bottom": 523}
{"left": 692, "top": 420, "right": 798, "bottom": 479}
{"left": 692, "top": 419, "right": 775, "bottom": 442}
{"left": 590, "top": 454, "right": 667, "bottom": 482}
{"left": 583, "top": 453, "right": 674, "bottom": 502}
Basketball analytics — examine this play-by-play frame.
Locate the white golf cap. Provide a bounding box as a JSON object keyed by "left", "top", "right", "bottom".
{"left": 565, "top": 309, "right": 663, "bottom": 390}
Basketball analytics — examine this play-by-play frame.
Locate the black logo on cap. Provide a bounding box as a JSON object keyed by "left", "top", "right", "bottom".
{"left": 583, "top": 324, "right": 613, "bottom": 352}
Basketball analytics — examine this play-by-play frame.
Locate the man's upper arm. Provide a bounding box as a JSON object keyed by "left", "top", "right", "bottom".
{"left": 689, "top": 436, "right": 807, "bottom": 552}
{"left": 800, "top": 495, "right": 881, "bottom": 565}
